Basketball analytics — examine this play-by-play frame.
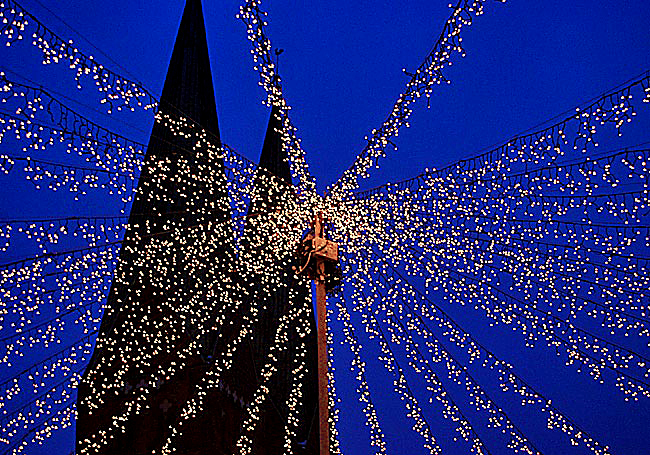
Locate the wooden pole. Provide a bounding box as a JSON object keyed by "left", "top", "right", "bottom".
{"left": 314, "top": 213, "right": 330, "bottom": 455}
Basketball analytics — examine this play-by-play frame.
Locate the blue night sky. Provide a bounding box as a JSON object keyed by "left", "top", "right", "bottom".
{"left": 1, "top": 0, "right": 650, "bottom": 454}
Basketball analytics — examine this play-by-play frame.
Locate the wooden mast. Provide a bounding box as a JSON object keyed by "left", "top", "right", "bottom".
{"left": 314, "top": 213, "right": 330, "bottom": 455}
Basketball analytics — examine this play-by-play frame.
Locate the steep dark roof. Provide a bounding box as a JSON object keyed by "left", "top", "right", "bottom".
{"left": 238, "top": 103, "right": 321, "bottom": 454}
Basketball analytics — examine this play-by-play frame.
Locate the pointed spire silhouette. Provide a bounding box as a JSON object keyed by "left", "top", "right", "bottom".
{"left": 232, "top": 104, "right": 321, "bottom": 454}
{"left": 77, "top": 1, "right": 234, "bottom": 453}
{"left": 258, "top": 104, "right": 291, "bottom": 184}
{"left": 157, "top": 0, "right": 220, "bottom": 141}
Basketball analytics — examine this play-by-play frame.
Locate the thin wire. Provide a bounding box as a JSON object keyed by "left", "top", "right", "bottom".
{"left": 0, "top": 331, "right": 97, "bottom": 391}
{"left": 7, "top": 0, "right": 232, "bottom": 161}
{"left": 363, "top": 254, "right": 544, "bottom": 454}
{"left": 354, "top": 140, "right": 650, "bottom": 198}
{"left": 344, "top": 284, "right": 451, "bottom": 455}
{"left": 1, "top": 68, "right": 149, "bottom": 139}
{"left": 354, "top": 271, "right": 493, "bottom": 454}
{"left": 26, "top": 0, "right": 146, "bottom": 86}
{"left": 1, "top": 73, "right": 297, "bottom": 193}
{"left": 352, "top": 75, "right": 650, "bottom": 196}
{"left": 377, "top": 256, "right": 594, "bottom": 433}
{"left": 399, "top": 242, "right": 650, "bottom": 372}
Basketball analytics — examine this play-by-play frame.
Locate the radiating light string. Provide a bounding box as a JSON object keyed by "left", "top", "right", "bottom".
{"left": 370, "top": 250, "right": 614, "bottom": 455}
{"left": 394, "top": 242, "right": 650, "bottom": 398}
{"left": 0, "top": 331, "right": 96, "bottom": 409}
{"left": 326, "top": 306, "right": 344, "bottom": 455}
{"left": 153, "top": 263, "right": 309, "bottom": 455}
{"left": 352, "top": 72, "right": 650, "bottom": 200}
{"left": 4, "top": 398, "right": 76, "bottom": 455}
{"left": 353, "top": 267, "right": 495, "bottom": 455}
{"left": 0, "top": 0, "right": 644, "bottom": 452}
{"left": 0, "top": 364, "right": 83, "bottom": 448}
{"left": 400, "top": 224, "right": 650, "bottom": 329}
{"left": 396, "top": 208, "right": 650, "bottom": 332}
{"left": 236, "top": 0, "right": 317, "bottom": 195}
{"left": 331, "top": 291, "right": 388, "bottom": 454}
{"left": 80, "top": 202, "right": 311, "bottom": 453}
{"left": 344, "top": 279, "right": 444, "bottom": 455}
{"left": 234, "top": 287, "right": 310, "bottom": 455}
{"left": 330, "top": 0, "right": 508, "bottom": 196}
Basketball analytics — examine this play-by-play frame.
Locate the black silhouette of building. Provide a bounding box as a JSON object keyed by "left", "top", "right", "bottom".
{"left": 76, "top": 0, "right": 319, "bottom": 453}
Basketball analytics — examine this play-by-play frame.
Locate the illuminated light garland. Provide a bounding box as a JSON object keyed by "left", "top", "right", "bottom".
{"left": 0, "top": 209, "right": 261, "bottom": 254}
{"left": 154, "top": 261, "right": 309, "bottom": 455}
{"left": 4, "top": 399, "right": 76, "bottom": 455}
{"left": 401, "top": 270, "right": 613, "bottom": 453}
{"left": 0, "top": 75, "right": 144, "bottom": 176}
{"left": 346, "top": 287, "right": 443, "bottom": 455}
{"left": 0, "top": 285, "right": 105, "bottom": 366}
{"left": 0, "top": 271, "right": 107, "bottom": 336}
{"left": 372, "top": 252, "right": 613, "bottom": 455}
{"left": 361, "top": 223, "right": 650, "bottom": 400}
{"left": 344, "top": 257, "right": 494, "bottom": 454}
{"left": 1, "top": 216, "right": 126, "bottom": 253}
{"left": 304, "top": 69, "right": 650, "bottom": 455}
{"left": 79, "top": 200, "right": 311, "bottom": 454}
{"left": 0, "top": 151, "right": 137, "bottom": 201}
{"left": 0, "top": 65, "right": 644, "bottom": 452}
{"left": 348, "top": 255, "right": 542, "bottom": 454}
{"left": 2, "top": 216, "right": 234, "bottom": 409}
{"left": 0, "top": 246, "right": 116, "bottom": 323}
{"left": 0, "top": 331, "right": 95, "bottom": 411}
{"left": 331, "top": 292, "right": 387, "bottom": 454}
{"left": 0, "top": 243, "right": 117, "bottom": 323}
{"left": 235, "top": 1, "right": 317, "bottom": 195}
{"left": 0, "top": 0, "right": 321, "bottom": 211}
{"left": 0, "top": 365, "right": 82, "bottom": 447}
{"left": 0, "top": 0, "right": 647, "bottom": 452}
{"left": 329, "top": 0, "right": 508, "bottom": 196}
{"left": 437, "top": 230, "right": 648, "bottom": 332}
{"left": 352, "top": 72, "right": 650, "bottom": 203}
{"left": 391, "top": 218, "right": 650, "bottom": 341}
{"left": 0, "top": 132, "right": 306, "bottom": 400}
{"left": 330, "top": 76, "right": 650, "bottom": 404}
{"left": 0, "top": 0, "right": 156, "bottom": 111}
{"left": 383, "top": 314, "right": 493, "bottom": 455}
{"left": 282, "top": 319, "right": 307, "bottom": 455}
{"left": 0, "top": 34, "right": 312, "bottom": 210}
{"left": 79, "top": 220, "right": 238, "bottom": 397}
{"left": 234, "top": 287, "right": 309, "bottom": 455}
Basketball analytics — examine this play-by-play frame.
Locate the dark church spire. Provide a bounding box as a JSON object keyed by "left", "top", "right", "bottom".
{"left": 257, "top": 104, "right": 291, "bottom": 184}
{"left": 231, "top": 104, "right": 320, "bottom": 454}
{"left": 158, "top": 0, "right": 220, "bottom": 141}
{"left": 78, "top": 0, "right": 319, "bottom": 453}
{"left": 77, "top": 1, "right": 234, "bottom": 453}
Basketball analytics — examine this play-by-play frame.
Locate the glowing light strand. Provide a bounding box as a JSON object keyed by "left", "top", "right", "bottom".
{"left": 330, "top": 0, "right": 508, "bottom": 196}
{"left": 381, "top": 260, "right": 617, "bottom": 454}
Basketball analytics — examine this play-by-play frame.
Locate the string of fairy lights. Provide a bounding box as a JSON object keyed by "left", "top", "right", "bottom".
{"left": 323, "top": 59, "right": 649, "bottom": 453}
{"left": 236, "top": 0, "right": 317, "bottom": 197}
{"left": 0, "top": 0, "right": 648, "bottom": 454}
{"left": 332, "top": 290, "right": 387, "bottom": 455}
{"left": 328, "top": 0, "right": 508, "bottom": 197}
{"left": 377, "top": 262, "right": 611, "bottom": 453}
